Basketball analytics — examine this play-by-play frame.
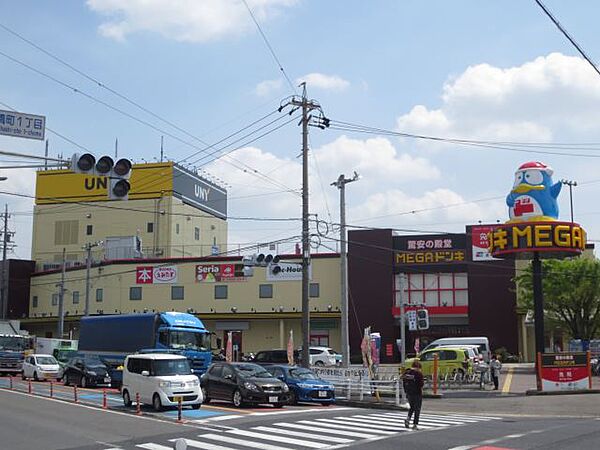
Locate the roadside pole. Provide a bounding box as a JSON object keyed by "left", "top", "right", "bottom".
{"left": 57, "top": 248, "right": 66, "bottom": 338}
{"left": 399, "top": 274, "right": 407, "bottom": 406}
{"left": 0, "top": 204, "right": 8, "bottom": 319}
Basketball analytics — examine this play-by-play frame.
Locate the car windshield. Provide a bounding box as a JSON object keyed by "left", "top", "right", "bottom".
{"left": 0, "top": 336, "right": 31, "bottom": 351}
{"left": 289, "top": 368, "right": 319, "bottom": 380}
{"left": 83, "top": 357, "right": 106, "bottom": 368}
{"left": 36, "top": 356, "right": 58, "bottom": 365}
{"left": 167, "top": 331, "right": 210, "bottom": 351}
{"left": 152, "top": 359, "right": 191, "bottom": 376}
{"left": 55, "top": 350, "right": 78, "bottom": 363}
{"left": 235, "top": 364, "right": 273, "bottom": 378}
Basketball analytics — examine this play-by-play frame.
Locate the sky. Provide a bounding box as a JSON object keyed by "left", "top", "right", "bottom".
{"left": 3, "top": 0, "right": 600, "bottom": 260}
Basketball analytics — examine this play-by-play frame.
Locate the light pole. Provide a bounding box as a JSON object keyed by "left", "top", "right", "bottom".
{"left": 83, "top": 241, "right": 102, "bottom": 316}
{"left": 331, "top": 172, "right": 359, "bottom": 367}
{"left": 560, "top": 179, "right": 577, "bottom": 223}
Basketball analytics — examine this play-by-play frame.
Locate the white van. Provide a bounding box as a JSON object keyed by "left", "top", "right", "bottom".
{"left": 121, "top": 354, "right": 203, "bottom": 411}
{"left": 421, "top": 337, "right": 491, "bottom": 362}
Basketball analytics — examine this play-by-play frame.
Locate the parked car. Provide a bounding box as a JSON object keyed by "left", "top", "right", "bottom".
{"left": 253, "top": 349, "right": 300, "bottom": 365}
{"left": 421, "top": 337, "right": 491, "bottom": 362}
{"left": 201, "top": 362, "right": 289, "bottom": 408}
{"left": 121, "top": 353, "right": 202, "bottom": 412}
{"left": 308, "top": 347, "right": 340, "bottom": 366}
{"left": 404, "top": 347, "right": 473, "bottom": 377}
{"left": 22, "top": 354, "right": 60, "bottom": 381}
{"left": 266, "top": 365, "right": 335, "bottom": 406}
{"left": 53, "top": 349, "right": 80, "bottom": 379}
{"left": 62, "top": 355, "right": 112, "bottom": 388}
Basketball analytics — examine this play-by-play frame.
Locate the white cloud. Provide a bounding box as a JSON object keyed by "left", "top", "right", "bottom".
{"left": 254, "top": 79, "right": 283, "bottom": 97}
{"left": 296, "top": 73, "right": 350, "bottom": 91}
{"left": 87, "top": 0, "right": 298, "bottom": 42}
{"left": 396, "top": 53, "right": 600, "bottom": 142}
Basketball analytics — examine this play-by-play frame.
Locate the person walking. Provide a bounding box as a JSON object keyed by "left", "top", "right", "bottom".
{"left": 403, "top": 360, "right": 424, "bottom": 430}
{"left": 490, "top": 354, "right": 502, "bottom": 390}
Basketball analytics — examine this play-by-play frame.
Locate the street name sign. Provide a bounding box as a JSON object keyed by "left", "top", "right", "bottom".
{"left": 0, "top": 109, "right": 45, "bottom": 140}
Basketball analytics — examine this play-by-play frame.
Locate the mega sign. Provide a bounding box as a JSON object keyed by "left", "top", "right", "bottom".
{"left": 394, "top": 234, "right": 466, "bottom": 265}
{"left": 489, "top": 222, "right": 586, "bottom": 258}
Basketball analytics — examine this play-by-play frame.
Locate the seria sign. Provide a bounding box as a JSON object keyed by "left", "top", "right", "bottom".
{"left": 489, "top": 221, "right": 586, "bottom": 259}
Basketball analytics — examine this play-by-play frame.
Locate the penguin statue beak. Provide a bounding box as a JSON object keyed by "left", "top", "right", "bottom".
{"left": 512, "top": 183, "right": 544, "bottom": 194}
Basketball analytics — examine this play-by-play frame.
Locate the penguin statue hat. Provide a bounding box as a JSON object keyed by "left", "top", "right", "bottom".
{"left": 506, "top": 161, "right": 561, "bottom": 223}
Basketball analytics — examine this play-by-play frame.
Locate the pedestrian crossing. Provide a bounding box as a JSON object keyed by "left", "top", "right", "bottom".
{"left": 130, "top": 411, "right": 501, "bottom": 449}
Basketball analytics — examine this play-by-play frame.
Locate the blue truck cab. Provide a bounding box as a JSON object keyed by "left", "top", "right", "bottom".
{"left": 78, "top": 312, "right": 212, "bottom": 378}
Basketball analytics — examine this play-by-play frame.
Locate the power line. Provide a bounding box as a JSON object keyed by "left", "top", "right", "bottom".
{"left": 241, "top": 0, "right": 297, "bottom": 95}
{"left": 533, "top": 0, "right": 600, "bottom": 79}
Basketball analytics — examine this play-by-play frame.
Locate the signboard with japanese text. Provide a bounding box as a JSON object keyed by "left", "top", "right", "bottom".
{"left": 0, "top": 109, "right": 45, "bottom": 140}
{"left": 394, "top": 234, "right": 466, "bottom": 266}
{"left": 136, "top": 266, "right": 178, "bottom": 284}
{"left": 541, "top": 352, "right": 590, "bottom": 391}
{"left": 196, "top": 264, "right": 246, "bottom": 282}
{"left": 471, "top": 225, "right": 499, "bottom": 261}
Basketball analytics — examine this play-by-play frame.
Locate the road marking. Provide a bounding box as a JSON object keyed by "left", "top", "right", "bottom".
{"left": 275, "top": 422, "right": 380, "bottom": 439}
{"left": 136, "top": 444, "right": 172, "bottom": 450}
{"left": 226, "top": 429, "right": 329, "bottom": 448}
{"left": 167, "top": 438, "right": 237, "bottom": 450}
{"left": 203, "top": 405, "right": 252, "bottom": 414}
{"left": 329, "top": 416, "right": 405, "bottom": 430}
{"left": 309, "top": 419, "right": 396, "bottom": 434}
{"left": 251, "top": 426, "right": 354, "bottom": 444}
{"left": 247, "top": 406, "right": 351, "bottom": 416}
{"left": 502, "top": 368, "right": 513, "bottom": 394}
{"left": 199, "top": 433, "right": 294, "bottom": 450}
{"left": 193, "top": 414, "right": 245, "bottom": 422}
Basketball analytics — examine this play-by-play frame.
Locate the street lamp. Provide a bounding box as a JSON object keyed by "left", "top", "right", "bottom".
{"left": 560, "top": 179, "right": 577, "bottom": 223}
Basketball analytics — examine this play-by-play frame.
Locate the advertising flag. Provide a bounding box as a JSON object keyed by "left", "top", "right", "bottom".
{"left": 287, "top": 330, "right": 294, "bottom": 365}
{"left": 225, "top": 332, "right": 233, "bottom": 362}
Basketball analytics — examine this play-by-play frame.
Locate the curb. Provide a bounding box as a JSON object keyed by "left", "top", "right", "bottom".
{"left": 525, "top": 388, "right": 600, "bottom": 396}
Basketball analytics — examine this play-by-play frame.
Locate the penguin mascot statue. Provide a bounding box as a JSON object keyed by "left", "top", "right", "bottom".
{"left": 506, "top": 161, "right": 562, "bottom": 223}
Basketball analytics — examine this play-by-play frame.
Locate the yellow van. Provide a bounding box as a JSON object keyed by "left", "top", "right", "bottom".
{"left": 404, "top": 347, "right": 472, "bottom": 376}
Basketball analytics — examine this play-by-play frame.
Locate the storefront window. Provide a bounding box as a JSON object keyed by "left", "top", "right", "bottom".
{"left": 398, "top": 272, "right": 468, "bottom": 309}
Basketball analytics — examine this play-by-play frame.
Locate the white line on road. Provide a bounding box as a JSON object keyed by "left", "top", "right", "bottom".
{"left": 310, "top": 418, "right": 397, "bottom": 434}
{"left": 251, "top": 426, "right": 354, "bottom": 444}
{"left": 226, "top": 429, "right": 329, "bottom": 448}
{"left": 136, "top": 444, "right": 172, "bottom": 450}
{"left": 247, "top": 407, "right": 352, "bottom": 416}
{"left": 275, "top": 422, "right": 380, "bottom": 439}
{"left": 199, "top": 433, "right": 294, "bottom": 450}
{"left": 168, "top": 438, "right": 237, "bottom": 450}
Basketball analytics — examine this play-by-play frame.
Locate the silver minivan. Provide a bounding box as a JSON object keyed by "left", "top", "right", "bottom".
{"left": 121, "top": 354, "right": 203, "bottom": 411}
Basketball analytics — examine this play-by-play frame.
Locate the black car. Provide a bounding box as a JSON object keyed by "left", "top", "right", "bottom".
{"left": 252, "top": 349, "right": 301, "bottom": 366}
{"left": 62, "top": 355, "right": 112, "bottom": 388}
{"left": 201, "top": 362, "right": 289, "bottom": 408}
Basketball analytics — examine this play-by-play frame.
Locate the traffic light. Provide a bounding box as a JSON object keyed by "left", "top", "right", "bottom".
{"left": 417, "top": 309, "right": 429, "bottom": 330}
{"left": 256, "top": 253, "right": 280, "bottom": 266}
{"left": 70, "top": 153, "right": 132, "bottom": 200}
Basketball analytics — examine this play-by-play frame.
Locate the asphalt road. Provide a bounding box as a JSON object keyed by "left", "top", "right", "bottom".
{"left": 2, "top": 383, "right": 600, "bottom": 450}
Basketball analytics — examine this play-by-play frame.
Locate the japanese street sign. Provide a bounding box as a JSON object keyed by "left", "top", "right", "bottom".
{"left": 0, "top": 110, "right": 45, "bottom": 140}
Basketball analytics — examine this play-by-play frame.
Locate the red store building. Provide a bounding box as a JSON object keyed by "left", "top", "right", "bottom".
{"left": 347, "top": 226, "right": 518, "bottom": 363}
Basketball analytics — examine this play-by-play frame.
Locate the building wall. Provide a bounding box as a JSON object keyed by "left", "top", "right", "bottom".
{"left": 24, "top": 254, "right": 341, "bottom": 353}
{"left": 6, "top": 259, "right": 36, "bottom": 319}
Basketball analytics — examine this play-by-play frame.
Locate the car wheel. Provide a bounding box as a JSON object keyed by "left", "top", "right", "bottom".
{"left": 21, "top": 372, "right": 26, "bottom": 381}
{"left": 80, "top": 376, "right": 87, "bottom": 388}
{"left": 201, "top": 387, "right": 210, "bottom": 404}
{"left": 63, "top": 373, "right": 70, "bottom": 386}
{"left": 232, "top": 389, "right": 245, "bottom": 408}
{"left": 288, "top": 390, "right": 298, "bottom": 405}
{"left": 191, "top": 402, "right": 201, "bottom": 410}
{"left": 314, "top": 361, "right": 324, "bottom": 367}
{"left": 33, "top": 371, "right": 39, "bottom": 382}
{"left": 152, "top": 393, "right": 163, "bottom": 412}
{"left": 273, "top": 403, "right": 284, "bottom": 408}
{"left": 123, "top": 390, "right": 132, "bottom": 407}
{"left": 321, "top": 402, "right": 332, "bottom": 407}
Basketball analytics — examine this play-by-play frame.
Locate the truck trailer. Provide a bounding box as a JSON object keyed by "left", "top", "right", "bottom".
{"left": 78, "top": 312, "right": 212, "bottom": 376}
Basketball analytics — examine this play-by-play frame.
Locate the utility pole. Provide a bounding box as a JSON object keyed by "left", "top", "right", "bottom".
{"left": 57, "top": 247, "right": 66, "bottom": 338}
{"left": 0, "top": 204, "right": 9, "bottom": 319}
{"left": 286, "top": 83, "right": 329, "bottom": 368}
{"left": 331, "top": 172, "right": 359, "bottom": 367}
{"left": 83, "top": 241, "right": 101, "bottom": 316}
{"left": 561, "top": 179, "right": 577, "bottom": 223}
{"left": 398, "top": 273, "right": 408, "bottom": 406}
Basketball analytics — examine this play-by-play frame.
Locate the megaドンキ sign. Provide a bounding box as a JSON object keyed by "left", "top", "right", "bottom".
{"left": 540, "top": 352, "right": 591, "bottom": 391}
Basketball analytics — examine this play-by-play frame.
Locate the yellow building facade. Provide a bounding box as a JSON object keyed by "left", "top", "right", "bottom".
{"left": 31, "top": 162, "right": 228, "bottom": 269}
{"left": 24, "top": 254, "right": 341, "bottom": 354}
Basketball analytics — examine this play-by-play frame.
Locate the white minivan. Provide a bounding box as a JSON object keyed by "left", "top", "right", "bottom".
{"left": 421, "top": 337, "right": 491, "bottom": 362}
{"left": 121, "top": 354, "right": 203, "bottom": 411}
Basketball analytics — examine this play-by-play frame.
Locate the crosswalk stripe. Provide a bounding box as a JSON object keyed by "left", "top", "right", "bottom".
{"left": 382, "top": 412, "right": 488, "bottom": 423}
{"left": 409, "top": 419, "right": 451, "bottom": 427}
{"left": 199, "top": 433, "right": 294, "bottom": 450}
{"left": 136, "top": 444, "right": 172, "bottom": 450}
{"left": 329, "top": 416, "right": 404, "bottom": 430}
{"left": 226, "top": 429, "right": 328, "bottom": 448}
{"left": 168, "top": 438, "right": 236, "bottom": 450}
{"left": 251, "top": 426, "right": 354, "bottom": 444}
{"left": 389, "top": 412, "right": 500, "bottom": 420}
{"left": 275, "top": 422, "right": 380, "bottom": 439}
{"left": 377, "top": 414, "right": 469, "bottom": 425}
{"left": 310, "top": 419, "right": 396, "bottom": 434}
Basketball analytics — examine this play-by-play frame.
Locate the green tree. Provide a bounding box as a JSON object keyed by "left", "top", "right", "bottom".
{"left": 515, "top": 257, "right": 600, "bottom": 341}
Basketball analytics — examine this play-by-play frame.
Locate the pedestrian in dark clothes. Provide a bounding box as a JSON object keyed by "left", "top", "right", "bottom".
{"left": 403, "top": 360, "right": 424, "bottom": 430}
{"left": 490, "top": 354, "right": 502, "bottom": 390}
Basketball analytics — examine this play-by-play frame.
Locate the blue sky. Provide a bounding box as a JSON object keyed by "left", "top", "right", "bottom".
{"left": 3, "top": 0, "right": 600, "bottom": 259}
